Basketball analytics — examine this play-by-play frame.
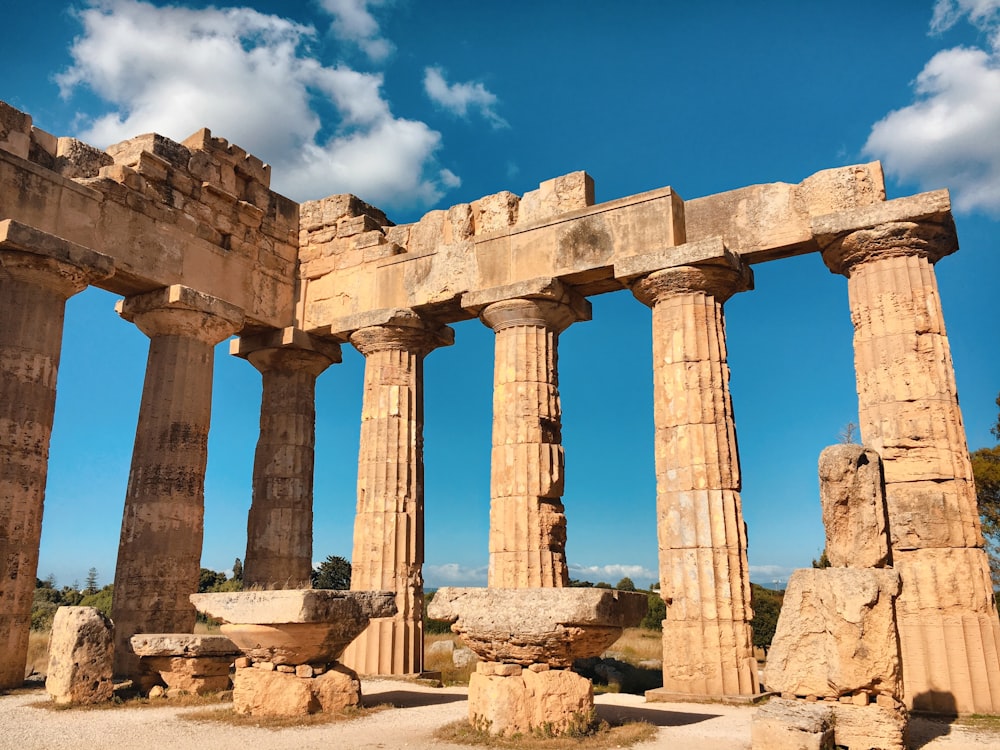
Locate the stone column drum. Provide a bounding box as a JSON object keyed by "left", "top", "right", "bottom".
{"left": 478, "top": 287, "right": 590, "bottom": 588}
{"left": 234, "top": 329, "right": 341, "bottom": 589}
{"left": 340, "top": 313, "right": 453, "bottom": 675}
{"left": 0, "top": 221, "right": 113, "bottom": 688}
{"left": 111, "top": 285, "right": 243, "bottom": 678}
{"left": 818, "top": 195, "right": 1000, "bottom": 714}
{"left": 631, "top": 258, "right": 759, "bottom": 697}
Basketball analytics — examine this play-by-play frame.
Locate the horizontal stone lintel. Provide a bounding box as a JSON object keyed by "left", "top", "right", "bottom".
{"left": 117, "top": 283, "right": 245, "bottom": 326}
{"left": 129, "top": 633, "right": 241, "bottom": 657}
{"left": 230, "top": 326, "right": 341, "bottom": 362}
{"left": 0, "top": 218, "right": 115, "bottom": 279}
{"left": 316, "top": 307, "right": 455, "bottom": 345}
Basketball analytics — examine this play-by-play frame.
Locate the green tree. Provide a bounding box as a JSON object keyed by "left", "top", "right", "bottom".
{"left": 615, "top": 576, "right": 636, "bottom": 591}
{"left": 972, "top": 392, "right": 1000, "bottom": 588}
{"left": 80, "top": 584, "right": 114, "bottom": 619}
{"left": 594, "top": 581, "right": 612, "bottom": 589}
{"left": 84, "top": 567, "right": 99, "bottom": 595}
{"left": 312, "top": 555, "right": 352, "bottom": 590}
{"left": 640, "top": 592, "right": 666, "bottom": 630}
{"left": 812, "top": 549, "right": 831, "bottom": 569}
{"left": 198, "top": 568, "right": 228, "bottom": 592}
{"left": 749, "top": 583, "right": 785, "bottom": 649}
{"left": 232, "top": 557, "right": 243, "bottom": 582}
{"left": 568, "top": 579, "right": 594, "bottom": 587}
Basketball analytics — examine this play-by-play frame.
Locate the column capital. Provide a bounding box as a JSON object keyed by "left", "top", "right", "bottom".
{"left": 819, "top": 220, "right": 957, "bottom": 277}
{"left": 349, "top": 311, "right": 454, "bottom": 356}
{"left": 0, "top": 219, "right": 114, "bottom": 297}
{"left": 462, "top": 277, "right": 591, "bottom": 334}
{"left": 630, "top": 262, "right": 751, "bottom": 308}
{"left": 231, "top": 327, "right": 341, "bottom": 376}
{"left": 813, "top": 190, "right": 957, "bottom": 277}
{"left": 117, "top": 284, "right": 244, "bottom": 345}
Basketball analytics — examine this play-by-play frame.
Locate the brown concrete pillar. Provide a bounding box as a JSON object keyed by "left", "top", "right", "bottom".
{"left": 819, "top": 201, "right": 1000, "bottom": 713}
{"left": 111, "top": 285, "right": 243, "bottom": 678}
{"left": 232, "top": 329, "right": 340, "bottom": 589}
{"left": 477, "top": 286, "right": 590, "bottom": 588}
{"left": 631, "top": 257, "right": 759, "bottom": 698}
{"left": 341, "top": 312, "right": 453, "bottom": 675}
{"left": 0, "top": 221, "right": 113, "bottom": 688}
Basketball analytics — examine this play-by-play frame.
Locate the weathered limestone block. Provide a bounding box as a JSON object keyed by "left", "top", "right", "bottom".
{"left": 232, "top": 663, "right": 360, "bottom": 716}
{"left": 130, "top": 634, "right": 240, "bottom": 694}
{"left": 427, "top": 588, "right": 646, "bottom": 666}
{"left": 45, "top": 607, "right": 114, "bottom": 705}
{"left": 752, "top": 700, "right": 834, "bottom": 750}
{"left": 469, "top": 663, "right": 593, "bottom": 736}
{"left": 830, "top": 703, "right": 908, "bottom": 750}
{"left": 0, "top": 101, "right": 31, "bottom": 158}
{"left": 819, "top": 444, "right": 890, "bottom": 568}
{"left": 766, "top": 568, "right": 902, "bottom": 699}
{"left": 518, "top": 172, "right": 594, "bottom": 226}
{"left": 191, "top": 589, "right": 396, "bottom": 666}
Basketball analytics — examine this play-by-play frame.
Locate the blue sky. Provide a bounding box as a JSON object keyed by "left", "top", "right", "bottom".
{"left": 5, "top": 0, "right": 999, "bottom": 591}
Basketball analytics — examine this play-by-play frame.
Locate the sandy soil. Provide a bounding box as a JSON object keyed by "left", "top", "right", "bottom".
{"left": 2, "top": 679, "right": 998, "bottom": 750}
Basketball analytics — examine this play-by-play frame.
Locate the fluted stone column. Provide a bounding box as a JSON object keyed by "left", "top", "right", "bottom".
{"left": 111, "top": 285, "right": 243, "bottom": 678}
{"left": 631, "top": 255, "right": 759, "bottom": 698}
{"left": 474, "top": 284, "right": 590, "bottom": 588}
{"left": 0, "top": 221, "right": 113, "bottom": 689}
{"left": 233, "top": 329, "right": 341, "bottom": 589}
{"left": 818, "top": 194, "right": 1000, "bottom": 714}
{"left": 341, "top": 313, "right": 453, "bottom": 675}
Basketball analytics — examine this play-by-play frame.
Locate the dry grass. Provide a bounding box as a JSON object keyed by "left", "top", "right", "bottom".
{"left": 424, "top": 633, "right": 478, "bottom": 685}
{"left": 26, "top": 630, "right": 51, "bottom": 676}
{"left": 32, "top": 691, "right": 231, "bottom": 712}
{"left": 182, "top": 702, "right": 389, "bottom": 728}
{"left": 956, "top": 714, "right": 1000, "bottom": 732}
{"left": 434, "top": 718, "right": 656, "bottom": 748}
{"left": 603, "top": 628, "right": 661, "bottom": 664}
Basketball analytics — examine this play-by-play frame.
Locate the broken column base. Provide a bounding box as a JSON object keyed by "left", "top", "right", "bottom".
{"left": 468, "top": 662, "right": 594, "bottom": 737}
{"left": 752, "top": 697, "right": 907, "bottom": 750}
{"left": 232, "top": 658, "right": 361, "bottom": 717}
{"left": 130, "top": 634, "right": 241, "bottom": 695}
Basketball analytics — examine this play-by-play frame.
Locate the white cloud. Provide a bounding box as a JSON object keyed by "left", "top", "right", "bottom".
{"left": 423, "top": 66, "right": 508, "bottom": 129}
{"left": 56, "top": 0, "right": 452, "bottom": 209}
{"left": 425, "top": 563, "right": 488, "bottom": 587}
{"left": 864, "top": 2, "right": 1000, "bottom": 216}
{"left": 317, "top": 0, "right": 394, "bottom": 62}
{"left": 748, "top": 564, "right": 794, "bottom": 586}
{"left": 568, "top": 563, "right": 658, "bottom": 586}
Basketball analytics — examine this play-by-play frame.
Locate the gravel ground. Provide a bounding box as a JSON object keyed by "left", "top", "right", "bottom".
{"left": 3, "top": 680, "right": 998, "bottom": 750}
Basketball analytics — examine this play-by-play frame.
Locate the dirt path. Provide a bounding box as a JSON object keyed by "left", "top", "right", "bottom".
{"left": 2, "top": 680, "right": 997, "bottom": 750}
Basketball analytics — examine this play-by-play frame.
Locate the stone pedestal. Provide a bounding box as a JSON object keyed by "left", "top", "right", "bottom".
{"left": 428, "top": 587, "right": 645, "bottom": 737}
{"left": 130, "top": 633, "right": 241, "bottom": 694}
{"left": 233, "top": 328, "right": 340, "bottom": 589}
{"left": 628, "top": 250, "right": 758, "bottom": 698}
{"left": 45, "top": 606, "right": 115, "bottom": 705}
{"left": 469, "top": 662, "right": 594, "bottom": 737}
{"left": 0, "top": 221, "right": 113, "bottom": 689}
{"left": 341, "top": 313, "right": 453, "bottom": 676}
{"left": 191, "top": 589, "right": 395, "bottom": 716}
{"left": 112, "top": 285, "right": 244, "bottom": 679}
{"left": 817, "top": 195, "right": 1000, "bottom": 713}
{"left": 465, "top": 279, "right": 590, "bottom": 589}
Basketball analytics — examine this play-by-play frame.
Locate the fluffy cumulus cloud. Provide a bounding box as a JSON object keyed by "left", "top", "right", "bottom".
{"left": 56, "top": 0, "right": 450, "bottom": 208}
{"left": 424, "top": 563, "right": 488, "bottom": 587}
{"left": 318, "top": 0, "right": 394, "bottom": 62}
{"left": 423, "top": 67, "right": 509, "bottom": 129}
{"left": 864, "top": 0, "right": 1000, "bottom": 215}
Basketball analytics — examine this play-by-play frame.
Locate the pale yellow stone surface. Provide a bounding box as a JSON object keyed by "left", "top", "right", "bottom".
{"left": 341, "top": 315, "right": 452, "bottom": 676}
{"left": 765, "top": 568, "right": 902, "bottom": 699}
{"left": 45, "top": 607, "right": 114, "bottom": 705}
{"left": 232, "top": 663, "right": 360, "bottom": 716}
{"left": 468, "top": 667, "right": 593, "bottom": 737}
{"left": 0, "top": 224, "right": 113, "bottom": 689}
{"left": 819, "top": 209, "right": 1000, "bottom": 713}
{"left": 818, "top": 444, "right": 890, "bottom": 568}
{"left": 629, "top": 257, "right": 758, "bottom": 697}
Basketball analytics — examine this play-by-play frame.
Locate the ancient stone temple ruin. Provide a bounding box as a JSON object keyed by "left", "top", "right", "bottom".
{"left": 1, "top": 99, "right": 999, "bottom": 715}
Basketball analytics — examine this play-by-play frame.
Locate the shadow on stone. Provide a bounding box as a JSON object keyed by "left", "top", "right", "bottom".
{"left": 362, "top": 689, "right": 468, "bottom": 709}
{"left": 594, "top": 703, "right": 721, "bottom": 728}
{"left": 907, "top": 690, "right": 958, "bottom": 748}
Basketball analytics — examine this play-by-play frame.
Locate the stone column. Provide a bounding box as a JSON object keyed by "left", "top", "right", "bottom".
{"left": 630, "top": 255, "right": 759, "bottom": 698}
{"left": 0, "top": 221, "right": 113, "bottom": 689}
{"left": 233, "top": 328, "right": 341, "bottom": 589}
{"left": 111, "top": 285, "right": 243, "bottom": 678}
{"left": 471, "top": 282, "right": 590, "bottom": 588}
{"left": 818, "top": 194, "right": 1000, "bottom": 714}
{"left": 340, "top": 312, "right": 453, "bottom": 675}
